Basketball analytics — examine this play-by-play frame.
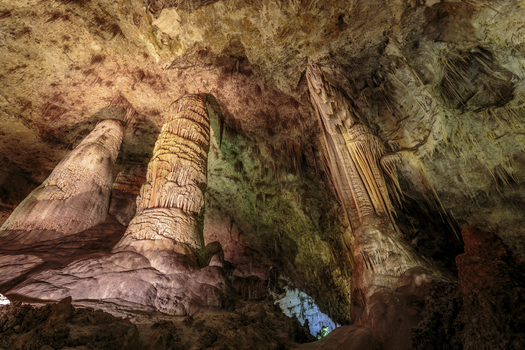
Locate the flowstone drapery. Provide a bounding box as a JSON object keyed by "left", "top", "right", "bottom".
{"left": 0, "top": 118, "right": 124, "bottom": 240}
{"left": 306, "top": 64, "right": 396, "bottom": 232}
{"left": 307, "top": 62, "right": 451, "bottom": 348}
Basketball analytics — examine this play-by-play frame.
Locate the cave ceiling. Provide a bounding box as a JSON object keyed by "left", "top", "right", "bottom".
{"left": 1, "top": 0, "right": 525, "bottom": 290}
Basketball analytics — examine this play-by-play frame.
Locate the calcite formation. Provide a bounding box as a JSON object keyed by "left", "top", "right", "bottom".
{"left": 1, "top": 0, "right": 525, "bottom": 348}
{"left": 109, "top": 164, "right": 148, "bottom": 226}
{"left": 0, "top": 119, "right": 124, "bottom": 240}
{"left": 2, "top": 95, "right": 235, "bottom": 317}
{"left": 307, "top": 61, "right": 453, "bottom": 348}
{"left": 122, "top": 94, "right": 209, "bottom": 248}
{"left": 306, "top": 63, "right": 399, "bottom": 233}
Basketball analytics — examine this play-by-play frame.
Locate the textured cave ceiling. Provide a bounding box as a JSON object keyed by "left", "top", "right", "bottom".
{"left": 0, "top": 0, "right": 525, "bottom": 345}
{"left": 1, "top": 0, "right": 524, "bottom": 248}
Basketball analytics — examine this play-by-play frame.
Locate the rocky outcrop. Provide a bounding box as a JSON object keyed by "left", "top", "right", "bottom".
{"left": 0, "top": 297, "right": 140, "bottom": 350}
{"left": 411, "top": 226, "right": 525, "bottom": 350}
{"left": 0, "top": 298, "right": 316, "bottom": 350}
{"left": 296, "top": 325, "right": 382, "bottom": 350}
{"left": 0, "top": 118, "right": 124, "bottom": 240}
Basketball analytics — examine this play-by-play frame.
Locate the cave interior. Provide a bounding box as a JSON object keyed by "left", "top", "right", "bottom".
{"left": 0, "top": 0, "right": 524, "bottom": 349}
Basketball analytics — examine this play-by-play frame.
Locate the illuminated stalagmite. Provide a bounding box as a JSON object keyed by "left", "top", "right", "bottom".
{"left": 114, "top": 94, "right": 210, "bottom": 267}
{"left": 307, "top": 62, "right": 451, "bottom": 346}
{"left": 0, "top": 119, "right": 124, "bottom": 239}
{"left": 4, "top": 95, "right": 234, "bottom": 314}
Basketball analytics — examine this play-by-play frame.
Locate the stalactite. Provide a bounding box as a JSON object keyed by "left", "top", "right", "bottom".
{"left": 341, "top": 123, "right": 397, "bottom": 224}
{"left": 285, "top": 139, "right": 303, "bottom": 178}
{"left": 380, "top": 153, "right": 403, "bottom": 208}
{"left": 121, "top": 94, "right": 209, "bottom": 249}
{"left": 0, "top": 119, "right": 124, "bottom": 237}
{"left": 307, "top": 63, "right": 397, "bottom": 230}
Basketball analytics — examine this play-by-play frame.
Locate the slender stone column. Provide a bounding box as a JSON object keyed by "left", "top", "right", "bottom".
{"left": 0, "top": 119, "right": 123, "bottom": 239}
{"left": 116, "top": 94, "right": 210, "bottom": 254}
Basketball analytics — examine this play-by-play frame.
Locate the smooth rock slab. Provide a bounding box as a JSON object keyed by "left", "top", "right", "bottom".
{"left": 6, "top": 247, "right": 237, "bottom": 317}
{"left": 0, "top": 254, "right": 42, "bottom": 286}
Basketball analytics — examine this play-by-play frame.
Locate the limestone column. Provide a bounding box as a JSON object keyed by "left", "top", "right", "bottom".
{"left": 114, "top": 94, "right": 210, "bottom": 268}
{"left": 307, "top": 63, "right": 451, "bottom": 347}
{"left": 0, "top": 119, "right": 124, "bottom": 240}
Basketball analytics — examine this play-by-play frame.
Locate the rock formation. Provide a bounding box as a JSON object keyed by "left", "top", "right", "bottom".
{"left": 0, "top": 297, "right": 140, "bottom": 350}
{"left": 0, "top": 118, "right": 124, "bottom": 240}
{"left": 1, "top": 0, "right": 525, "bottom": 349}
{"left": 2, "top": 94, "right": 235, "bottom": 317}
{"left": 307, "top": 61, "right": 454, "bottom": 348}
{"left": 109, "top": 164, "right": 148, "bottom": 226}
{"left": 114, "top": 94, "right": 210, "bottom": 269}
{"left": 411, "top": 226, "right": 525, "bottom": 350}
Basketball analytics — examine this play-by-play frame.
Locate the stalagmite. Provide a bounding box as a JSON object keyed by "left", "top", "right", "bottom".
{"left": 116, "top": 94, "right": 210, "bottom": 252}
{"left": 0, "top": 118, "right": 124, "bottom": 240}
{"left": 1, "top": 94, "right": 236, "bottom": 316}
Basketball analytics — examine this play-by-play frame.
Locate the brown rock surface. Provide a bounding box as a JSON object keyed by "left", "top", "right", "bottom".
{"left": 109, "top": 164, "right": 147, "bottom": 226}
{"left": 295, "top": 324, "right": 382, "bottom": 350}
{"left": 456, "top": 226, "right": 525, "bottom": 350}
{"left": 411, "top": 226, "right": 525, "bottom": 350}
{"left": 0, "top": 297, "right": 140, "bottom": 350}
{"left": 0, "top": 297, "right": 319, "bottom": 350}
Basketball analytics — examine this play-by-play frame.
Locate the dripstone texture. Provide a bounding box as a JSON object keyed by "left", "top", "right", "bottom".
{"left": 0, "top": 0, "right": 525, "bottom": 349}
{"left": 0, "top": 117, "right": 124, "bottom": 238}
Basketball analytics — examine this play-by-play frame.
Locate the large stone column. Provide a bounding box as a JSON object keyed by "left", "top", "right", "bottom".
{"left": 114, "top": 94, "right": 210, "bottom": 270}
{"left": 4, "top": 95, "right": 235, "bottom": 316}
{"left": 307, "top": 63, "right": 451, "bottom": 349}
{"left": 0, "top": 118, "right": 124, "bottom": 241}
